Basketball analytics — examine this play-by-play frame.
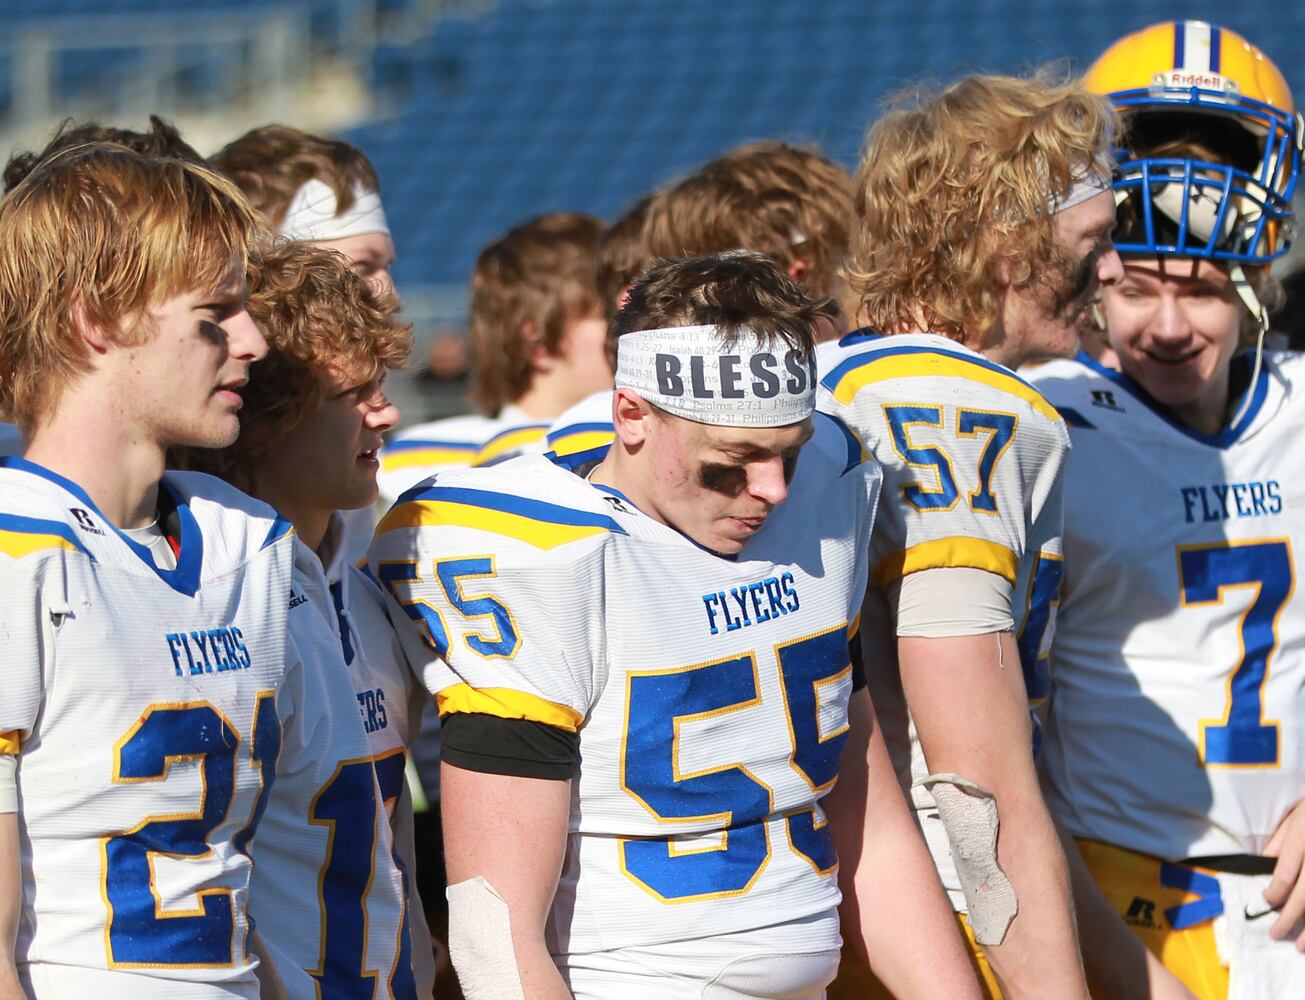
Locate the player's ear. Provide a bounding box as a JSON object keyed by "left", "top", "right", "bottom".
{"left": 611, "top": 387, "right": 651, "bottom": 448}
{"left": 522, "top": 320, "right": 554, "bottom": 374}
{"left": 70, "top": 293, "right": 115, "bottom": 353}
{"left": 786, "top": 258, "right": 810, "bottom": 286}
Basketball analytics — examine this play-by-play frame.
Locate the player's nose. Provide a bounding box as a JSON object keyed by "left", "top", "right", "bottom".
{"left": 366, "top": 397, "right": 401, "bottom": 433}
{"left": 748, "top": 457, "right": 790, "bottom": 507}
{"left": 227, "top": 308, "right": 268, "bottom": 362}
{"left": 1150, "top": 294, "right": 1192, "bottom": 344}
{"left": 1095, "top": 241, "right": 1124, "bottom": 288}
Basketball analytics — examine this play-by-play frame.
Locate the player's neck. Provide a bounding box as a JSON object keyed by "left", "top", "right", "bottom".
{"left": 24, "top": 388, "right": 163, "bottom": 530}
{"left": 257, "top": 484, "right": 331, "bottom": 552}
{"left": 510, "top": 372, "right": 579, "bottom": 421}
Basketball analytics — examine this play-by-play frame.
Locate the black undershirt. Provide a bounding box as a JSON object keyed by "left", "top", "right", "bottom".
{"left": 441, "top": 637, "right": 866, "bottom": 780}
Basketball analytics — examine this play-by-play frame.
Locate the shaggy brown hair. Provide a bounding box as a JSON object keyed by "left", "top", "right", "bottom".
{"left": 642, "top": 141, "right": 854, "bottom": 302}
{"left": 468, "top": 212, "right": 604, "bottom": 414}
{"left": 210, "top": 124, "right": 381, "bottom": 229}
{"left": 596, "top": 193, "right": 657, "bottom": 318}
{"left": 3, "top": 115, "right": 203, "bottom": 193}
{"left": 848, "top": 71, "right": 1117, "bottom": 346}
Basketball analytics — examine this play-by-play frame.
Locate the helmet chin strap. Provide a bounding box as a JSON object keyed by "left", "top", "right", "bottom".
{"left": 1228, "top": 262, "right": 1268, "bottom": 429}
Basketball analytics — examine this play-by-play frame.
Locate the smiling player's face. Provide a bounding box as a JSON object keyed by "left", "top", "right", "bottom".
{"left": 641, "top": 410, "right": 814, "bottom": 555}
{"left": 1103, "top": 257, "right": 1244, "bottom": 432}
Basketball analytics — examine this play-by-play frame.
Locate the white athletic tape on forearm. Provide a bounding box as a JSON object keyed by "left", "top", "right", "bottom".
{"left": 614, "top": 324, "right": 817, "bottom": 427}
{"left": 916, "top": 772, "right": 1018, "bottom": 945}
{"left": 279, "top": 178, "right": 391, "bottom": 242}
{"left": 446, "top": 876, "right": 526, "bottom": 1000}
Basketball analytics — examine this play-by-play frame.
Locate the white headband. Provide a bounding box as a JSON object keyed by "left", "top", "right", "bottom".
{"left": 1048, "top": 166, "right": 1112, "bottom": 215}
{"left": 279, "top": 178, "right": 391, "bottom": 242}
{"left": 615, "top": 324, "right": 817, "bottom": 427}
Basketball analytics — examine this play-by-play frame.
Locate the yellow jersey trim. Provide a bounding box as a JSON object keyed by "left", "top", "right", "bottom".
{"left": 437, "top": 683, "right": 583, "bottom": 732}
{"left": 0, "top": 730, "right": 20, "bottom": 755}
{"left": 873, "top": 536, "right": 1019, "bottom": 588}
{"left": 829, "top": 350, "right": 1062, "bottom": 424}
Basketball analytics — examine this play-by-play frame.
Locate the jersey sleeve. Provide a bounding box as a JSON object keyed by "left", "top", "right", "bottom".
{"left": 0, "top": 549, "right": 52, "bottom": 753}
{"left": 819, "top": 349, "right": 1070, "bottom": 619}
{"left": 366, "top": 485, "right": 611, "bottom": 740}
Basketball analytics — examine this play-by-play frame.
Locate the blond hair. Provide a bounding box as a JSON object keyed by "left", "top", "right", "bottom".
{"left": 469, "top": 212, "right": 604, "bottom": 414}
{"left": 210, "top": 124, "right": 381, "bottom": 230}
{"left": 642, "top": 141, "right": 854, "bottom": 301}
{"left": 848, "top": 71, "right": 1117, "bottom": 344}
{"left": 0, "top": 144, "right": 258, "bottom": 431}
{"left": 176, "top": 242, "right": 411, "bottom": 493}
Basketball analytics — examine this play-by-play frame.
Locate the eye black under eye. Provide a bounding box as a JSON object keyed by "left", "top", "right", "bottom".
{"left": 699, "top": 463, "right": 748, "bottom": 497}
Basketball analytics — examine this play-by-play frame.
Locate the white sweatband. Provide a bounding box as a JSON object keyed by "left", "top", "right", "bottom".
{"left": 1048, "top": 166, "right": 1111, "bottom": 215}
{"left": 0, "top": 753, "right": 16, "bottom": 813}
{"left": 614, "top": 324, "right": 817, "bottom": 427}
{"left": 279, "top": 178, "right": 391, "bottom": 242}
{"left": 891, "top": 567, "right": 1014, "bottom": 637}
{"left": 446, "top": 876, "right": 525, "bottom": 1000}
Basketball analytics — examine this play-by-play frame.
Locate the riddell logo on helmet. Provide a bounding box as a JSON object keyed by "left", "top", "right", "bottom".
{"left": 1158, "top": 70, "right": 1237, "bottom": 93}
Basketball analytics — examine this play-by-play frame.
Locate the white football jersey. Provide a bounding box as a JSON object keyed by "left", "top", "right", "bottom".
{"left": 1030, "top": 352, "right": 1305, "bottom": 859}
{"left": 377, "top": 412, "right": 499, "bottom": 506}
{"left": 545, "top": 389, "right": 614, "bottom": 471}
{"left": 471, "top": 406, "right": 551, "bottom": 467}
{"left": 248, "top": 539, "right": 418, "bottom": 1000}
{"left": 818, "top": 331, "right": 1071, "bottom": 909}
{"left": 369, "top": 415, "right": 879, "bottom": 957}
{"left": 322, "top": 515, "right": 436, "bottom": 996}
{"left": 0, "top": 458, "right": 295, "bottom": 997}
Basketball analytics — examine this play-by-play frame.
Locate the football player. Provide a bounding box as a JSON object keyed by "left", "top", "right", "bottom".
{"left": 817, "top": 72, "right": 1122, "bottom": 998}
{"left": 378, "top": 212, "right": 610, "bottom": 500}
{"left": 0, "top": 146, "right": 289, "bottom": 998}
{"left": 369, "top": 251, "right": 981, "bottom": 999}
{"left": 1029, "top": 21, "right": 1305, "bottom": 999}
{"left": 546, "top": 140, "right": 856, "bottom": 472}
{"left": 175, "top": 243, "right": 434, "bottom": 998}
{"left": 211, "top": 124, "right": 397, "bottom": 298}
{"left": 0, "top": 116, "right": 207, "bottom": 463}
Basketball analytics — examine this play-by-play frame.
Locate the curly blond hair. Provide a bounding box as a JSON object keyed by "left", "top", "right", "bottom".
{"left": 176, "top": 242, "right": 411, "bottom": 492}
{"left": 847, "top": 71, "right": 1117, "bottom": 345}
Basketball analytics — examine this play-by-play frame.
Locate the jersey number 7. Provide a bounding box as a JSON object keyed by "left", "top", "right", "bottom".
{"left": 1178, "top": 539, "right": 1292, "bottom": 768}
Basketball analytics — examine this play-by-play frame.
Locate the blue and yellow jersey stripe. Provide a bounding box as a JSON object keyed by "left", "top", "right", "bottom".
{"left": 376, "top": 485, "right": 626, "bottom": 550}
{"left": 822, "top": 345, "right": 1063, "bottom": 425}
{"left": 381, "top": 437, "right": 481, "bottom": 473}
{"left": 547, "top": 421, "right": 615, "bottom": 459}
{"left": 436, "top": 683, "right": 583, "bottom": 732}
{"left": 0, "top": 513, "right": 91, "bottom": 560}
{"left": 872, "top": 536, "right": 1019, "bottom": 589}
{"left": 473, "top": 424, "right": 550, "bottom": 467}
{"left": 260, "top": 515, "right": 295, "bottom": 551}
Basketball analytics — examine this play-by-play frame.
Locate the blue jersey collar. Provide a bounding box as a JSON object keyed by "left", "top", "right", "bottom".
{"left": 0, "top": 456, "right": 204, "bottom": 596}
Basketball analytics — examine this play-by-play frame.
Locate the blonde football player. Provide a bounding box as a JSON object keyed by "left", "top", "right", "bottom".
{"left": 1030, "top": 21, "right": 1305, "bottom": 999}
{"left": 0, "top": 147, "right": 294, "bottom": 999}
{"left": 369, "top": 251, "right": 981, "bottom": 999}
{"left": 817, "top": 72, "right": 1122, "bottom": 998}
{"left": 176, "top": 243, "right": 434, "bottom": 998}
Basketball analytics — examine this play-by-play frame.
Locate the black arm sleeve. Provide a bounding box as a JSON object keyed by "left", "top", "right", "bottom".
{"left": 440, "top": 712, "right": 580, "bottom": 780}
{"left": 850, "top": 635, "right": 866, "bottom": 691}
